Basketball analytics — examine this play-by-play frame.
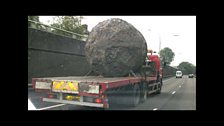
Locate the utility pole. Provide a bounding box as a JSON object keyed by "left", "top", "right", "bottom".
{"left": 148, "top": 29, "right": 151, "bottom": 51}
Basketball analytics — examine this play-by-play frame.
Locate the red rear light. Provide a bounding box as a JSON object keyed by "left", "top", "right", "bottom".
{"left": 32, "top": 78, "right": 36, "bottom": 89}
{"left": 95, "top": 98, "right": 102, "bottom": 103}
{"left": 48, "top": 94, "right": 54, "bottom": 99}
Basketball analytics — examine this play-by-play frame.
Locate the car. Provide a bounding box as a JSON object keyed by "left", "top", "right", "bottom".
{"left": 188, "top": 74, "right": 194, "bottom": 78}
{"left": 176, "top": 71, "right": 183, "bottom": 78}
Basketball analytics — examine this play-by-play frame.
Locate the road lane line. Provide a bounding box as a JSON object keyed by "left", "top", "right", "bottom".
{"left": 181, "top": 80, "right": 184, "bottom": 84}
{"left": 28, "top": 99, "right": 37, "bottom": 110}
{"left": 153, "top": 108, "right": 158, "bottom": 111}
{"left": 37, "top": 104, "right": 66, "bottom": 110}
{"left": 172, "top": 91, "right": 176, "bottom": 94}
{"left": 163, "top": 77, "right": 174, "bottom": 83}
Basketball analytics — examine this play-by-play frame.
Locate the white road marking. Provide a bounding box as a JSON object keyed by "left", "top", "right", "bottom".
{"left": 28, "top": 99, "right": 37, "bottom": 110}
{"left": 163, "top": 77, "right": 174, "bottom": 83}
{"left": 153, "top": 108, "right": 158, "bottom": 111}
{"left": 37, "top": 104, "right": 66, "bottom": 110}
{"left": 182, "top": 79, "right": 185, "bottom": 84}
{"left": 172, "top": 91, "right": 176, "bottom": 94}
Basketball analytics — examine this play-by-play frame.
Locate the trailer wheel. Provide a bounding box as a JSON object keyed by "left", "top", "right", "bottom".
{"left": 133, "top": 84, "right": 140, "bottom": 106}
{"left": 157, "top": 85, "right": 162, "bottom": 94}
{"left": 156, "top": 82, "right": 162, "bottom": 94}
{"left": 140, "top": 83, "right": 147, "bottom": 103}
{"left": 123, "top": 84, "right": 140, "bottom": 107}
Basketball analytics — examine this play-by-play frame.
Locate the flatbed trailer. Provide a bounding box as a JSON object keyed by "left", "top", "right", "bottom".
{"left": 32, "top": 73, "right": 162, "bottom": 109}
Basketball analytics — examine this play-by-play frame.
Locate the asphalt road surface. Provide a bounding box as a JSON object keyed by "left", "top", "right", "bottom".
{"left": 28, "top": 75, "right": 196, "bottom": 110}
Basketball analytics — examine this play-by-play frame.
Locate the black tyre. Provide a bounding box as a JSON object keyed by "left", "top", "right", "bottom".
{"left": 156, "top": 79, "right": 162, "bottom": 94}
{"left": 133, "top": 84, "right": 140, "bottom": 106}
{"left": 125, "top": 84, "right": 140, "bottom": 107}
{"left": 156, "top": 83, "right": 162, "bottom": 94}
{"left": 140, "top": 83, "right": 147, "bottom": 103}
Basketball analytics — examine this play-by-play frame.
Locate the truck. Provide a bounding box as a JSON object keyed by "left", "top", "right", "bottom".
{"left": 32, "top": 49, "right": 163, "bottom": 109}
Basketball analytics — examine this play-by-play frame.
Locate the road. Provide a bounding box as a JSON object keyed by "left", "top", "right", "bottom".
{"left": 28, "top": 75, "right": 196, "bottom": 110}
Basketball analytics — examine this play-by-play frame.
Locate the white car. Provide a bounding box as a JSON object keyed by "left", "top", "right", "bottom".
{"left": 176, "top": 71, "right": 183, "bottom": 78}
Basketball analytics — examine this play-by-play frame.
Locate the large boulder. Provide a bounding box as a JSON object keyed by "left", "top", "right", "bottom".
{"left": 85, "top": 18, "right": 147, "bottom": 77}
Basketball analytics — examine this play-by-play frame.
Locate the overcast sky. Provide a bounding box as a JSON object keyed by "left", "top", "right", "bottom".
{"left": 39, "top": 16, "right": 196, "bottom": 66}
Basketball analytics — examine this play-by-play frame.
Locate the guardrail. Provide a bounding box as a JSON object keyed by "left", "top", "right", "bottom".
{"left": 162, "top": 65, "right": 177, "bottom": 78}
{"left": 28, "top": 20, "right": 88, "bottom": 41}
{"left": 163, "top": 75, "right": 174, "bottom": 78}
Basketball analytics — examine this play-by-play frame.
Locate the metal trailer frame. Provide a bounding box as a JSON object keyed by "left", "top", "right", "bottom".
{"left": 32, "top": 66, "right": 162, "bottom": 109}
{"left": 43, "top": 93, "right": 104, "bottom": 108}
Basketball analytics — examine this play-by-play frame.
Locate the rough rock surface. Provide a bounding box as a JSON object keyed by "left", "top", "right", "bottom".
{"left": 85, "top": 18, "right": 147, "bottom": 77}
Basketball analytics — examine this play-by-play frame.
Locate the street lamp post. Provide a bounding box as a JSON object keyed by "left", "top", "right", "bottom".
{"left": 159, "top": 33, "right": 161, "bottom": 52}
{"left": 148, "top": 29, "right": 151, "bottom": 51}
{"left": 148, "top": 29, "right": 161, "bottom": 53}
{"left": 171, "top": 34, "right": 180, "bottom": 66}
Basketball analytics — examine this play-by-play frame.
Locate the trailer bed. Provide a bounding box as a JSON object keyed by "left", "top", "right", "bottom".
{"left": 34, "top": 76, "right": 142, "bottom": 83}
{"left": 33, "top": 75, "right": 157, "bottom": 92}
{"left": 33, "top": 76, "right": 143, "bottom": 91}
{"left": 32, "top": 75, "right": 160, "bottom": 109}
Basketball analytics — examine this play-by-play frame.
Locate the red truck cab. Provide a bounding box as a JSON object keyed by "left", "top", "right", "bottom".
{"left": 147, "top": 49, "right": 163, "bottom": 81}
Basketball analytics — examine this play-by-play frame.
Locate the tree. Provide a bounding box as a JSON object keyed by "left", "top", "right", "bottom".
{"left": 159, "top": 47, "right": 175, "bottom": 66}
{"left": 28, "top": 16, "right": 46, "bottom": 31}
{"left": 50, "top": 16, "right": 88, "bottom": 40}
{"left": 28, "top": 16, "right": 40, "bottom": 27}
{"left": 28, "top": 16, "right": 39, "bottom": 22}
{"left": 178, "top": 62, "right": 196, "bottom": 75}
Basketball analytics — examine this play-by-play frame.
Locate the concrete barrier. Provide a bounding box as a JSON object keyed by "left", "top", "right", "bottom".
{"left": 28, "top": 28, "right": 91, "bottom": 83}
